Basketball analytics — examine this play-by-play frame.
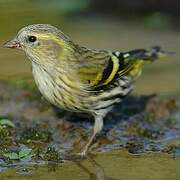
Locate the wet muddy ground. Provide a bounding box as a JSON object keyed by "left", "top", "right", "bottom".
{"left": 0, "top": 78, "right": 179, "bottom": 179}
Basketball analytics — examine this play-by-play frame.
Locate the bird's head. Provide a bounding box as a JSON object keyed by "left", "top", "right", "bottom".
{"left": 4, "top": 24, "right": 73, "bottom": 66}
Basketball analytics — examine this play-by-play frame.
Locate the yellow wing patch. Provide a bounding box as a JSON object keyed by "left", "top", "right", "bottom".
{"left": 78, "top": 54, "right": 120, "bottom": 87}
{"left": 101, "top": 55, "right": 119, "bottom": 86}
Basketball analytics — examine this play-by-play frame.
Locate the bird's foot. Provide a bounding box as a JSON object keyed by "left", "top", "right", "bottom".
{"left": 77, "top": 150, "right": 87, "bottom": 157}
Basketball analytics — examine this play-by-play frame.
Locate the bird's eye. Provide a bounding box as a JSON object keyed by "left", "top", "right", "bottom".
{"left": 28, "top": 36, "right": 37, "bottom": 43}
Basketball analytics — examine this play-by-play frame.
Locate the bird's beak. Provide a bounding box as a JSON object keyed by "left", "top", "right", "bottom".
{"left": 3, "top": 37, "right": 22, "bottom": 49}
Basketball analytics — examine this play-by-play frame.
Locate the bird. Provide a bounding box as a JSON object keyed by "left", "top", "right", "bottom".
{"left": 4, "top": 24, "right": 165, "bottom": 156}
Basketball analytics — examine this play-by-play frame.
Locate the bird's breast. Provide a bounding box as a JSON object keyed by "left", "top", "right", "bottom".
{"left": 31, "top": 63, "right": 93, "bottom": 112}
{"left": 32, "top": 63, "right": 60, "bottom": 105}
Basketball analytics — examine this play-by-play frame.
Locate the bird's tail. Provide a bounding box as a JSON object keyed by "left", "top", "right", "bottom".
{"left": 113, "top": 46, "right": 171, "bottom": 79}
{"left": 123, "top": 46, "right": 166, "bottom": 62}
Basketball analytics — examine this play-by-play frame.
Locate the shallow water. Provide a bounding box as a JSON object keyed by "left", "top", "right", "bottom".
{"left": 0, "top": 151, "right": 180, "bottom": 180}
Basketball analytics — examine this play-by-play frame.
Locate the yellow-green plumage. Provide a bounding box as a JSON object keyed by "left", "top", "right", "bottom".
{"left": 4, "top": 24, "right": 165, "bottom": 155}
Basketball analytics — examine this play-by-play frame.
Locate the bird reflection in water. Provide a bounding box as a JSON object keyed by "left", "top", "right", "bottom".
{"left": 73, "top": 155, "right": 119, "bottom": 180}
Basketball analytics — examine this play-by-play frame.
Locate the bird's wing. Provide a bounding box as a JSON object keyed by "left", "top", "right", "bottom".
{"left": 77, "top": 46, "right": 164, "bottom": 90}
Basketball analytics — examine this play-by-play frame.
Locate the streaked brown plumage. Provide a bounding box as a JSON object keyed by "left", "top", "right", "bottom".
{"left": 4, "top": 24, "right": 165, "bottom": 155}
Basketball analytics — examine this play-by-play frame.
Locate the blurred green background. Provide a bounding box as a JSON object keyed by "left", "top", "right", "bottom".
{"left": 0, "top": 0, "right": 180, "bottom": 95}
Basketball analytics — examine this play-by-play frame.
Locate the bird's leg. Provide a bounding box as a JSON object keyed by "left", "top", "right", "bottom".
{"left": 80, "top": 130, "right": 97, "bottom": 156}
{"left": 80, "top": 115, "right": 104, "bottom": 156}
